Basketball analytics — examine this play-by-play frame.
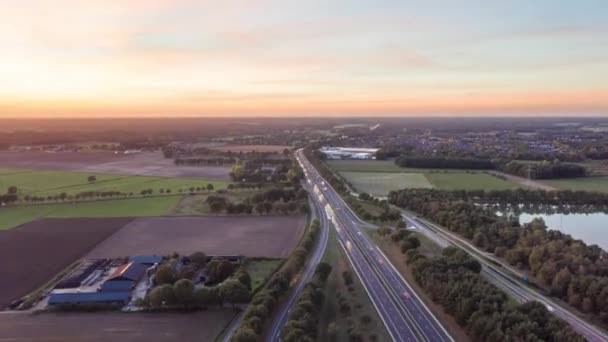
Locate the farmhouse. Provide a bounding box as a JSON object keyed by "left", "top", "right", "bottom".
{"left": 319, "top": 146, "right": 379, "bottom": 160}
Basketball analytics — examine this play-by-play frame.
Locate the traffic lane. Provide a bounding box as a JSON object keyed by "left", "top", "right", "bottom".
{"left": 339, "top": 216, "right": 450, "bottom": 342}
{"left": 334, "top": 222, "right": 418, "bottom": 342}
{"left": 309, "top": 171, "right": 446, "bottom": 341}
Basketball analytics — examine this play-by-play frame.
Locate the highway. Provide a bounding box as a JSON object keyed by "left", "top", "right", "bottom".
{"left": 401, "top": 212, "right": 608, "bottom": 342}
{"left": 295, "top": 149, "right": 453, "bottom": 342}
{"left": 266, "top": 172, "right": 330, "bottom": 342}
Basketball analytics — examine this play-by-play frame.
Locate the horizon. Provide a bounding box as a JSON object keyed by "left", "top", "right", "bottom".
{"left": 1, "top": 0, "right": 607, "bottom": 118}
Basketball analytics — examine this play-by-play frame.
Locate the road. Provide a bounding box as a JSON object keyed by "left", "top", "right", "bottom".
{"left": 296, "top": 149, "right": 453, "bottom": 342}
{"left": 402, "top": 212, "right": 608, "bottom": 342}
{"left": 265, "top": 158, "right": 330, "bottom": 342}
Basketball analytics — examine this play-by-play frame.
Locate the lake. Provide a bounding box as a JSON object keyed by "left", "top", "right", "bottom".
{"left": 519, "top": 212, "right": 608, "bottom": 251}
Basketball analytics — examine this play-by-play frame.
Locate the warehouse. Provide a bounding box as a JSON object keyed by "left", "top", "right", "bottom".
{"left": 319, "top": 146, "right": 379, "bottom": 160}
{"left": 99, "top": 280, "right": 135, "bottom": 292}
{"left": 48, "top": 292, "right": 131, "bottom": 305}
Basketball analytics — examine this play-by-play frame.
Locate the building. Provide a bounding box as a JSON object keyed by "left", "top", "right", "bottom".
{"left": 99, "top": 280, "right": 135, "bottom": 292}
{"left": 107, "top": 262, "right": 149, "bottom": 282}
{"left": 319, "top": 146, "right": 379, "bottom": 160}
{"left": 129, "top": 255, "right": 163, "bottom": 265}
{"left": 48, "top": 292, "right": 131, "bottom": 305}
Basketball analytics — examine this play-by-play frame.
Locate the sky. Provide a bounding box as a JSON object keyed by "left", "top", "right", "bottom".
{"left": 0, "top": 0, "right": 607, "bottom": 118}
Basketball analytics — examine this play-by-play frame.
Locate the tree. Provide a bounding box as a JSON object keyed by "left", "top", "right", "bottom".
{"left": 206, "top": 183, "right": 214, "bottom": 191}
{"left": 87, "top": 175, "right": 97, "bottom": 183}
{"left": 233, "top": 328, "right": 258, "bottom": 342}
{"left": 220, "top": 279, "right": 251, "bottom": 308}
{"left": 235, "top": 269, "right": 252, "bottom": 289}
{"left": 173, "top": 279, "right": 195, "bottom": 305}
{"left": 195, "top": 287, "right": 221, "bottom": 307}
{"left": 7, "top": 186, "right": 17, "bottom": 195}
{"left": 154, "top": 264, "right": 175, "bottom": 285}
{"left": 149, "top": 284, "right": 175, "bottom": 307}
{"left": 189, "top": 251, "right": 207, "bottom": 267}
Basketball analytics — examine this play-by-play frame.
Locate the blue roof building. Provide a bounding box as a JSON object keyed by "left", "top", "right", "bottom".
{"left": 48, "top": 292, "right": 131, "bottom": 305}
{"left": 99, "top": 280, "right": 135, "bottom": 292}
{"left": 129, "top": 256, "right": 163, "bottom": 265}
{"left": 107, "top": 262, "right": 149, "bottom": 282}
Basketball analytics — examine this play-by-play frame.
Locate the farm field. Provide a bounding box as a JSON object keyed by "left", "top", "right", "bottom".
{"left": 0, "top": 311, "right": 236, "bottom": 342}
{"left": 0, "top": 197, "right": 179, "bottom": 230}
{"left": 0, "top": 151, "right": 231, "bottom": 180}
{"left": 542, "top": 177, "right": 608, "bottom": 193}
{"left": 340, "top": 171, "right": 433, "bottom": 196}
{"left": 327, "top": 159, "right": 403, "bottom": 172}
{"left": 0, "top": 218, "right": 132, "bottom": 308}
{"left": 425, "top": 172, "right": 521, "bottom": 191}
{"left": 85, "top": 215, "right": 307, "bottom": 258}
{"left": 0, "top": 167, "right": 231, "bottom": 196}
{"left": 330, "top": 158, "right": 524, "bottom": 195}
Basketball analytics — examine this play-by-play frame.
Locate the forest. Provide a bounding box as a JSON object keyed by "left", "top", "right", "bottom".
{"left": 389, "top": 188, "right": 608, "bottom": 329}
{"left": 410, "top": 247, "right": 584, "bottom": 341}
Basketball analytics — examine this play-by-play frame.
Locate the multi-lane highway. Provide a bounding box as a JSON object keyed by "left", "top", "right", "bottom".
{"left": 296, "top": 149, "right": 452, "bottom": 342}
{"left": 402, "top": 212, "right": 608, "bottom": 342}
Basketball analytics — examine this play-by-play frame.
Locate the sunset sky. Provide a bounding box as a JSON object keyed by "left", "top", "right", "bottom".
{"left": 0, "top": 0, "right": 607, "bottom": 117}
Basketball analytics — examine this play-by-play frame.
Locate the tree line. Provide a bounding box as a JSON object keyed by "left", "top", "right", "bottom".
{"left": 232, "top": 220, "right": 321, "bottom": 342}
{"left": 395, "top": 156, "right": 494, "bottom": 169}
{"left": 502, "top": 160, "right": 586, "bottom": 179}
{"left": 281, "top": 262, "right": 332, "bottom": 342}
{"left": 410, "top": 247, "right": 584, "bottom": 341}
{"left": 174, "top": 157, "right": 237, "bottom": 166}
{"left": 389, "top": 188, "right": 608, "bottom": 329}
{"left": 393, "top": 156, "right": 587, "bottom": 179}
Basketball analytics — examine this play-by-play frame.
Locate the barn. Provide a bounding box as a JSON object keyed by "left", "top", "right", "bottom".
{"left": 107, "top": 262, "right": 149, "bottom": 282}
{"left": 99, "top": 280, "right": 135, "bottom": 292}
{"left": 48, "top": 292, "right": 131, "bottom": 305}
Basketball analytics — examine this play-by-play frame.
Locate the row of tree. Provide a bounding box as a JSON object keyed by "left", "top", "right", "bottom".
{"left": 393, "top": 156, "right": 587, "bottom": 179}
{"left": 143, "top": 270, "right": 251, "bottom": 309}
{"left": 502, "top": 160, "right": 587, "bottom": 179}
{"left": 174, "top": 157, "right": 237, "bottom": 166}
{"left": 281, "top": 262, "right": 332, "bottom": 342}
{"left": 394, "top": 188, "right": 608, "bottom": 208}
{"left": 395, "top": 156, "right": 495, "bottom": 169}
{"left": 351, "top": 194, "right": 402, "bottom": 222}
{"left": 389, "top": 188, "right": 608, "bottom": 328}
{"left": 410, "top": 247, "right": 584, "bottom": 341}
{"left": 232, "top": 220, "right": 321, "bottom": 342}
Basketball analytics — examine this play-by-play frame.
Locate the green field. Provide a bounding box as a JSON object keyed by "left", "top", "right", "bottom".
{"left": 338, "top": 169, "right": 521, "bottom": 196}
{"left": 0, "top": 196, "right": 179, "bottom": 230}
{"left": 0, "top": 168, "right": 231, "bottom": 196}
{"left": 425, "top": 173, "right": 521, "bottom": 191}
{"left": 341, "top": 171, "right": 432, "bottom": 196}
{"left": 542, "top": 177, "right": 608, "bottom": 193}
{"left": 244, "top": 258, "right": 284, "bottom": 291}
